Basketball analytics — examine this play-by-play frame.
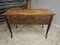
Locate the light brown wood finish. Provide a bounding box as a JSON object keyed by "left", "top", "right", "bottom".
{"left": 3, "top": 9, "right": 55, "bottom": 39}
{"left": 4, "top": 9, "right": 55, "bottom": 15}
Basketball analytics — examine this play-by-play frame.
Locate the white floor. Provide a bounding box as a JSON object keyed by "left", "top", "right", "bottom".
{"left": 0, "top": 23, "right": 60, "bottom": 45}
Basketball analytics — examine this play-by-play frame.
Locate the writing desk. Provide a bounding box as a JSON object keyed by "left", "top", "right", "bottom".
{"left": 3, "top": 8, "right": 55, "bottom": 39}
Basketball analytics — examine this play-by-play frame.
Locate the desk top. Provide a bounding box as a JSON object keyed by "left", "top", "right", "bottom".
{"left": 3, "top": 8, "right": 55, "bottom": 16}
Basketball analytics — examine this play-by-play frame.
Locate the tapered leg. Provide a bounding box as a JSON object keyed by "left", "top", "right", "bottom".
{"left": 46, "top": 16, "right": 53, "bottom": 39}
{"left": 5, "top": 16, "right": 13, "bottom": 38}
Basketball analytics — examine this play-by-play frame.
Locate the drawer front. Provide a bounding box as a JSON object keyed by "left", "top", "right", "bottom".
{"left": 35, "top": 15, "right": 51, "bottom": 24}
{"left": 17, "top": 16, "right": 35, "bottom": 24}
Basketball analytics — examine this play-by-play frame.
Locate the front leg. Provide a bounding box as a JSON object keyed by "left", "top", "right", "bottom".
{"left": 5, "top": 16, "right": 13, "bottom": 38}
{"left": 46, "top": 16, "right": 53, "bottom": 39}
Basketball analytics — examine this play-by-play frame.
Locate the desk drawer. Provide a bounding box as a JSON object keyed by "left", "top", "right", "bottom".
{"left": 17, "top": 16, "right": 35, "bottom": 24}
{"left": 35, "top": 15, "right": 51, "bottom": 24}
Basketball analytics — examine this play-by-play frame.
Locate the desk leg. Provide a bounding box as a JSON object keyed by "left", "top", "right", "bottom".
{"left": 5, "top": 16, "right": 13, "bottom": 38}
{"left": 46, "top": 16, "right": 53, "bottom": 39}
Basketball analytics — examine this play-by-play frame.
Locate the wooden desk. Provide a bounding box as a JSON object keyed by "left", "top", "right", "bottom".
{"left": 3, "top": 8, "right": 55, "bottom": 39}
